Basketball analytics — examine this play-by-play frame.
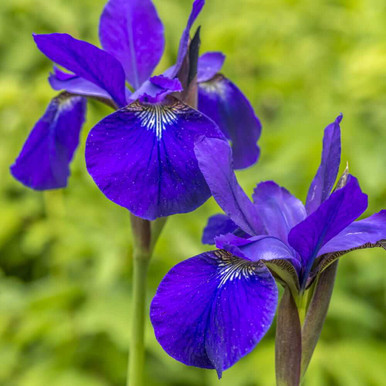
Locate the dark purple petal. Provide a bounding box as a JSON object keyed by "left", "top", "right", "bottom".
{"left": 33, "top": 33, "right": 127, "bottom": 107}
{"left": 318, "top": 210, "right": 386, "bottom": 256}
{"left": 202, "top": 214, "right": 239, "bottom": 245}
{"left": 86, "top": 97, "right": 224, "bottom": 220}
{"left": 10, "top": 93, "right": 86, "bottom": 190}
{"left": 99, "top": 0, "right": 164, "bottom": 89}
{"left": 252, "top": 181, "right": 306, "bottom": 244}
{"left": 49, "top": 67, "right": 112, "bottom": 100}
{"left": 288, "top": 175, "right": 368, "bottom": 281}
{"left": 198, "top": 75, "right": 261, "bottom": 169}
{"left": 197, "top": 52, "right": 226, "bottom": 83}
{"left": 150, "top": 250, "right": 278, "bottom": 377}
{"left": 195, "top": 137, "right": 265, "bottom": 235}
{"left": 149, "top": 75, "right": 183, "bottom": 92}
{"left": 305, "top": 114, "right": 342, "bottom": 214}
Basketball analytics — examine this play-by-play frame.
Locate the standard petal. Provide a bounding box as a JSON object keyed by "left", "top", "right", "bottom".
{"left": 305, "top": 114, "right": 342, "bottom": 214}
{"left": 10, "top": 93, "right": 86, "bottom": 190}
{"left": 197, "top": 52, "right": 226, "bottom": 83}
{"left": 194, "top": 137, "right": 265, "bottom": 235}
{"left": 288, "top": 175, "right": 368, "bottom": 282}
{"left": 252, "top": 181, "right": 306, "bottom": 244}
{"left": 198, "top": 75, "right": 261, "bottom": 169}
{"left": 150, "top": 250, "right": 278, "bottom": 377}
{"left": 202, "top": 214, "right": 239, "bottom": 245}
{"left": 85, "top": 97, "right": 224, "bottom": 220}
{"left": 99, "top": 0, "right": 164, "bottom": 89}
{"left": 33, "top": 33, "right": 127, "bottom": 107}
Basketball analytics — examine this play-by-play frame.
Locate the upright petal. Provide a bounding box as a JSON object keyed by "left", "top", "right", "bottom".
{"left": 198, "top": 75, "right": 261, "bottom": 169}
{"left": 195, "top": 137, "right": 265, "bottom": 235}
{"left": 99, "top": 0, "right": 164, "bottom": 89}
{"left": 10, "top": 93, "right": 86, "bottom": 190}
{"left": 288, "top": 175, "right": 368, "bottom": 282}
{"left": 86, "top": 97, "right": 224, "bottom": 220}
{"left": 202, "top": 214, "right": 239, "bottom": 245}
{"left": 150, "top": 250, "right": 278, "bottom": 377}
{"left": 252, "top": 181, "right": 306, "bottom": 244}
{"left": 33, "top": 33, "right": 127, "bottom": 107}
{"left": 197, "top": 52, "right": 226, "bottom": 83}
{"left": 305, "top": 114, "right": 342, "bottom": 214}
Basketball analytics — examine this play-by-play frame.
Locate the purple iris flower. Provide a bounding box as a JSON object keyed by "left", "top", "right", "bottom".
{"left": 150, "top": 114, "right": 386, "bottom": 377}
{"left": 10, "top": 0, "right": 261, "bottom": 220}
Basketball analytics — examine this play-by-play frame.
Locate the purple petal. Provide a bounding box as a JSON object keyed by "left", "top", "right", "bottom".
{"left": 33, "top": 33, "right": 127, "bottom": 107}
{"left": 150, "top": 250, "right": 278, "bottom": 376}
{"left": 198, "top": 75, "right": 261, "bottom": 169}
{"left": 195, "top": 137, "right": 265, "bottom": 235}
{"left": 306, "top": 114, "right": 342, "bottom": 214}
{"left": 318, "top": 210, "right": 386, "bottom": 256}
{"left": 252, "top": 181, "right": 306, "bottom": 244}
{"left": 197, "top": 52, "right": 226, "bottom": 83}
{"left": 49, "top": 67, "right": 112, "bottom": 100}
{"left": 202, "top": 214, "right": 239, "bottom": 245}
{"left": 99, "top": 0, "right": 164, "bottom": 89}
{"left": 288, "top": 175, "right": 368, "bottom": 281}
{"left": 86, "top": 97, "right": 224, "bottom": 220}
{"left": 10, "top": 93, "right": 86, "bottom": 190}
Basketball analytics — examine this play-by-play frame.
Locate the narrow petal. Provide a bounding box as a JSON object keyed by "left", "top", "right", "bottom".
{"left": 252, "top": 181, "right": 306, "bottom": 244}
{"left": 194, "top": 137, "right": 265, "bottom": 235}
{"left": 197, "top": 52, "right": 226, "bottom": 83}
{"left": 10, "top": 93, "right": 86, "bottom": 190}
{"left": 33, "top": 33, "right": 127, "bottom": 107}
{"left": 288, "top": 175, "right": 368, "bottom": 282}
{"left": 86, "top": 97, "right": 224, "bottom": 220}
{"left": 150, "top": 250, "right": 278, "bottom": 376}
{"left": 317, "top": 210, "right": 386, "bottom": 256}
{"left": 198, "top": 74, "right": 261, "bottom": 169}
{"left": 202, "top": 214, "right": 239, "bottom": 245}
{"left": 99, "top": 0, "right": 164, "bottom": 89}
{"left": 305, "top": 114, "right": 342, "bottom": 214}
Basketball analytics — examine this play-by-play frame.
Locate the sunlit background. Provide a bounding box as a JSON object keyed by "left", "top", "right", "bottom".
{"left": 0, "top": 0, "right": 385, "bottom": 385}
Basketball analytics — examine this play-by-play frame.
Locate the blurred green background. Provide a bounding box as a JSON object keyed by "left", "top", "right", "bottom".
{"left": 0, "top": 0, "right": 385, "bottom": 385}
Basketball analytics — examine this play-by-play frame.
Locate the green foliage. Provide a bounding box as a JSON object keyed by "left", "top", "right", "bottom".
{"left": 0, "top": 0, "right": 385, "bottom": 384}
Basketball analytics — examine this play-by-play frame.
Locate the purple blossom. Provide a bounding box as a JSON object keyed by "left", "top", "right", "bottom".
{"left": 150, "top": 114, "right": 386, "bottom": 376}
{"left": 10, "top": 0, "right": 262, "bottom": 220}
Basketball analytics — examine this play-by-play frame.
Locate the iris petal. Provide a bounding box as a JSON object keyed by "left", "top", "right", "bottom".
{"left": 197, "top": 52, "right": 226, "bottom": 83}
{"left": 198, "top": 75, "right": 261, "bottom": 169}
{"left": 10, "top": 93, "right": 86, "bottom": 190}
{"left": 202, "top": 214, "right": 239, "bottom": 245}
{"left": 99, "top": 0, "right": 164, "bottom": 89}
{"left": 85, "top": 97, "right": 224, "bottom": 220}
{"left": 150, "top": 250, "right": 278, "bottom": 377}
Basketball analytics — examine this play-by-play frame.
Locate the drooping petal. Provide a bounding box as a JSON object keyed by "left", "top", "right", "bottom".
{"left": 305, "top": 114, "right": 342, "bottom": 214}
{"left": 252, "top": 181, "right": 307, "bottom": 244}
{"left": 288, "top": 175, "right": 368, "bottom": 281}
{"left": 198, "top": 75, "right": 261, "bottom": 169}
{"left": 33, "top": 33, "right": 127, "bottom": 107}
{"left": 10, "top": 93, "right": 86, "bottom": 190}
{"left": 86, "top": 97, "right": 224, "bottom": 220}
{"left": 317, "top": 210, "right": 386, "bottom": 256}
{"left": 150, "top": 250, "right": 278, "bottom": 377}
{"left": 197, "top": 52, "right": 226, "bottom": 83}
{"left": 202, "top": 214, "right": 239, "bottom": 245}
{"left": 99, "top": 0, "right": 164, "bottom": 89}
{"left": 195, "top": 137, "right": 265, "bottom": 235}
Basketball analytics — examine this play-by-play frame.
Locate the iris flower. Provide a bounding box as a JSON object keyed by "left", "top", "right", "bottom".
{"left": 10, "top": 0, "right": 261, "bottom": 220}
{"left": 150, "top": 114, "right": 386, "bottom": 376}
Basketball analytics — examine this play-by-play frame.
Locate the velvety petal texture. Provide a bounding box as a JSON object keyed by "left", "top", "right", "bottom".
{"left": 86, "top": 97, "right": 224, "bottom": 220}
{"left": 150, "top": 250, "right": 278, "bottom": 377}
{"left": 11, "top": 93, "right": 86, "bottom": 190}
{"left": 195, "top": 137, "right": 265, "bottom": 235}
{"left": 252, "top": 181, "right": 306, "bottom": 244}
{"left": 34, "top": 33, "right": 127, "bottom": 107}
{"left": 197, "top": 52, "right": 225, "bottom": 82}
{"left": 198, "top": 75, "right": 261, "bottom": 169}
{"left": 99, "top": 0, "right": 164, "bottom": 89}
{"left": 306, "top": 114, "right": 342, "bottom": 214}
{"left": 202, "top": 214, "right": 239, "bottom": 245}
